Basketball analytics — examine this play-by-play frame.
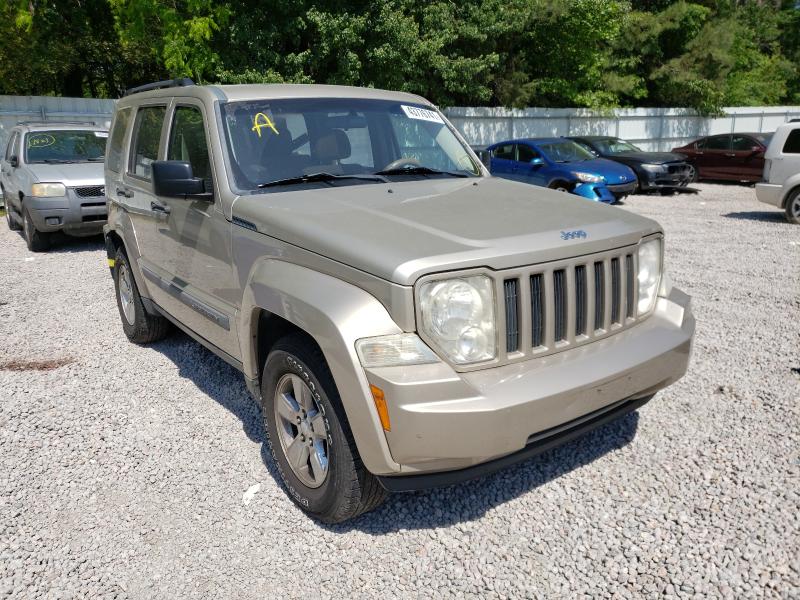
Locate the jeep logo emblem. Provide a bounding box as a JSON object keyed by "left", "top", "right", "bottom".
{"left": 560, "top": 229, "right": 588, "bottom": 240}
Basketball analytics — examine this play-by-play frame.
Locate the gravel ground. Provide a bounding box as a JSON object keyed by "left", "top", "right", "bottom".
{"left": 1, "top": 183, "right": 798, "bottom": 599}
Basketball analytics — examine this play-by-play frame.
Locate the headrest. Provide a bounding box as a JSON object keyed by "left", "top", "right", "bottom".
{"left": 313, "top": 129, "right": 351, "bottom": 162}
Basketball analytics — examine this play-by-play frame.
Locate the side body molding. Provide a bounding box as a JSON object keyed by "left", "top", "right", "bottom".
{"left": 239, "top": 259, "right": 405, "bottom": 475}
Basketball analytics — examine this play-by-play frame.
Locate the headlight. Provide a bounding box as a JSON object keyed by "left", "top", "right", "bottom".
{"left": 419, "top": 275, "right": 496, "bottom": 364}
{"left": 571, "top": 172, "right": 604, "bottom": 183}
{"left": 31, "top": 183, "right": 66, "bottom": 197}
{"left": 640, "top": 163, "right": 665, "bottom": 172}
{"left": 356, "top": 334, "right": 439, "bottom": 368}
{"left": 637, "top": 238, "right": 662, "bottom": 315}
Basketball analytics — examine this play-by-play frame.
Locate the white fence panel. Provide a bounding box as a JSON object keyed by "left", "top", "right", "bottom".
{"left": 443, "top": 106, "right": 800, "bottom": 151}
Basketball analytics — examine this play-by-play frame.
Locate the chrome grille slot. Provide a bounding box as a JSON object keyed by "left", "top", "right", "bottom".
{"left": 504, "top": 279, "right": 520, "bottom": 353}
{"left": 626, "top": 254, "right": 635, "bottom": 318}
{"left": 553, "top": 269, "right": 567, "bottom": 342}
{"left": 494, "top": 242, "right": 646, "bottom": 368}
{"left": 610, "top": 257, "right": 621, "bottom": 324}
{"left": 575, "top": 265, "right": 587, "bottom": 336}
{"left": 594, "top": 261, "right": 605, "bottom": 331}
{"left": 74, "top": 185, "right": 104, "bottom": 198}
{"left": 531, "top": 274, "right": 544, "bottom": 348}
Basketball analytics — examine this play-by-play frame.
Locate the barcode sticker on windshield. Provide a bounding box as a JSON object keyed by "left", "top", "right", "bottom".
{"left": 401, "top": 105, "right": 444, "bottom": 124}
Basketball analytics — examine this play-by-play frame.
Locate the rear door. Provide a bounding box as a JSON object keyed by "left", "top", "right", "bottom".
{"left": 489, "top": 143, "right": 516, "bottom": 180}
{"left": 152, "top": 101, "right": 239, "bottom": 357}
{"left": 729, "top": 134, "right": 765, "bottom": 181}
{"left": 695, "top": 135, "right": 731, "bottom": 179}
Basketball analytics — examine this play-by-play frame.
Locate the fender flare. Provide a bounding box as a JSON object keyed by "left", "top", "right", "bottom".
{"left": 240, "top": 258, "right": 404, "bottom": 475}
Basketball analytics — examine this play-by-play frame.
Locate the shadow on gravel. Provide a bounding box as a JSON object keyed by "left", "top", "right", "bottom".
{"left": 722, "top": 211, "right": 786, "bottom": 223}
{"left": 149, "top": 330, "right": 641, "bottom": 533}
{"left": 332, "top": 412, "right": 640, "bottom": 534}
{"left": 46, "top": 233, "right": 105, "bottom": 253}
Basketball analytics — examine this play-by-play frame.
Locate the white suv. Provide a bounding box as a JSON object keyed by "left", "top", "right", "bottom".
{"left": 756, "top": 119, "right": 800, "bottom": 224}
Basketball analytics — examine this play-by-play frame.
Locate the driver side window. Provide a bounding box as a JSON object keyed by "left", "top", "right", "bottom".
{"left": 168, "top": 106, "right": 211, "bottom": 184}
{"left": 517, "top": 144, "right": 539, "bottom": 162}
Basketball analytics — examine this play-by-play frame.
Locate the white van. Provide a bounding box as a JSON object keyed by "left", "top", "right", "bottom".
{"left": 755, "top": 119, "right": 800, "bottom": 224}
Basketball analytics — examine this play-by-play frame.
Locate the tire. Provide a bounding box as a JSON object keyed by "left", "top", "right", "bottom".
{"left": 262, "top": 333, "right": 387, "bottom": 523}
{"left": 4, "top": 192, "right": 21, "bottom": 231}
{"left": 785, "top": 188, "right": 800, "bottom": 225}
{"left": 22, "top": 205, "right": 50, "bottom": 251}
{"left": 685, "top": 164, "right": 698, "bottom": 184}
{"left": 549, "top": 181, "right": 571, "bottom": 193}
{"left": 113, "top": 248, "right": 171, "bottom": 343}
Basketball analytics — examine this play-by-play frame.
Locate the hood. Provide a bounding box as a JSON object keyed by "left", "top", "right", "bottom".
{"left": 26, "top": 162, "right": 105, "bottom": 187}
{"left": 232, "top": 177, "right": 661, "bottom": 285}
{"left": 604, "top": 152, "right": 687, "bottom": 165}
{"left": 571, "top": 158, "right": 637, "bottom": 185}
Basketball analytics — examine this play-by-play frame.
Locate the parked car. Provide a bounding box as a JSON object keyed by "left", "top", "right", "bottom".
{"left": 105, "top": 79, "right": 694, "bottom": 523}
{"left": 755, "top": 120, "right": 800, "bottom": 224}
{"left": 570, "top": 136, "right": 692, "bottom": 193}
{"left": 485, "top": 138, "right": 637, "bottom": 203}
{"left": 671, "top": 132, "right": 772, "bottom": 183}
{"left": 1, "top": 121, "right": 108, "bottom": 251}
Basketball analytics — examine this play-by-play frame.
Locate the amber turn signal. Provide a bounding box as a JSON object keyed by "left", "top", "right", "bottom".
{"left": 369, "top": 384, "right": 391, "bottom": 431}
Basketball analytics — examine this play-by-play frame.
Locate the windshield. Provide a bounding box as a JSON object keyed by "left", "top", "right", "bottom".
{"left": 593, "top": 138, "right": 642, "bottom": 154}
{"left": 220, "top": 98, "right": 480, "bottom": 191}
{"left": 536, "top": 140, "right": 595, "bottom": 163}
{"left": 24, "top": 130, "right": 107, "bottom": 164}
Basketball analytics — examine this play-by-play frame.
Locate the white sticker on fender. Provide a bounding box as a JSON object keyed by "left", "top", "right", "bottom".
{"left": 401, "top": 105, "right": 444, "bottom": 124}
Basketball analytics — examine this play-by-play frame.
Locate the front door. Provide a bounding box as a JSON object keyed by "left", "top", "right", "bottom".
{"left": 489, "top": 143, "right": 516, "bottom": 180}
{"left": 152, "top": 102, "right": 239, "bottom": 358}
{"left": 1, "top": 132, "right": 21, "bottom": 210}
{"left": 514, "top": 143, "right": 546, "bottom": 186}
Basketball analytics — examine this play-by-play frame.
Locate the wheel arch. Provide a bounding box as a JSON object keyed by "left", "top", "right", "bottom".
{"left": 240, "top": 259, "right": 404, "bottom": 475}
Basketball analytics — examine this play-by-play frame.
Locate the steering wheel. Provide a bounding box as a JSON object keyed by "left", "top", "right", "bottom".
{"left": 381, "top": 157, "right": 422, "bottom": 171}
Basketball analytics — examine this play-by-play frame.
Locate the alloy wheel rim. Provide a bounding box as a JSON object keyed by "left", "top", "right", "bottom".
{"left": 274, "top": 372, "right": 329, "bottom": 488}
{"left": 792, "top": 196, "right": 800, "bottom": 219}
{"left": 118, "top": 264, "right": 136, "bottom": 325}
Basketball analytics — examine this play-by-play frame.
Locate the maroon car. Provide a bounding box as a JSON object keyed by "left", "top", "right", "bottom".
{"left": 672, "top": 133, "right": 772, "bottom": 182}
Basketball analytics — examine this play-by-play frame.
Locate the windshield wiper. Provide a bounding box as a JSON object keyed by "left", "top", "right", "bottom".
{"left": 88, "top": 157, "right": 105, "bottom": 161}
{"left": 42, "top": 159, "right": 78, "bottom": 164}
{"left": 374, "top": 166, "right": 469, "bottom": 178}
{"left": 257, "top": 172, "right": 387, "bottom": 188}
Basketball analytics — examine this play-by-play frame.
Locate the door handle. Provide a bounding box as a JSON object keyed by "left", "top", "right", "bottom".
{"left": 116, "top": 188, "right": 133, "bottom": 198}
{"left": 724, "top": 153, "right": 736, "bottom": 157}
{"left": 150, "top": 201, "right": 171, "bottom": 215}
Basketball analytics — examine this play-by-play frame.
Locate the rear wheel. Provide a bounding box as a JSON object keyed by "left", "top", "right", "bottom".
{"left": 22, "top": 205, "right": 50, "bottom": 251}
{"left": 113, "top": 248, "right": 171, "bottom": 343}
{"left": 262, "top": 333, "right": 386, "bottom": 523}
{"left": 785, "top": 189, "right": 800, "bottom": 225}
{"left": 686, "top": 164, "right": 698, "bottom": 183}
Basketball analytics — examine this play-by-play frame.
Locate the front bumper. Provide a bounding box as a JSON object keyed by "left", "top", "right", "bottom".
{"left": 26, "top": 188, "right": 107, "bottom": 235}
{"left": 572, "top": 182, "right": 615, "bottom": 203}
{"left": 366, "top": 285, "right": 694, "bottom": 487}
{"left": 638, "top": 166, "right": 691, "bottom": 190}
{"left": 755, "top": 183, "right": 782, "bottom": 207}
{"left": 606, "top": 181, "right": 637, "bottom": 199}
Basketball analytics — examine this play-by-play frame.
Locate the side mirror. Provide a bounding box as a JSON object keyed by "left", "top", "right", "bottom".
{"left": 530, "top": 157, "right": 544, "bottom": 167}
{"left": 9, "top": 156, "right": 19, "bottom": 168}
{"left": 750, "top": 146, "right": 763, "bottom": 155}
{"left": 152, "top": 160, "right": 208, "bottom": 198}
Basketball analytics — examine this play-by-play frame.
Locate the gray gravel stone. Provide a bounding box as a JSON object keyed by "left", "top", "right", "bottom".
{"left": 0, "top": 183, "right": 798, "bottom": 598}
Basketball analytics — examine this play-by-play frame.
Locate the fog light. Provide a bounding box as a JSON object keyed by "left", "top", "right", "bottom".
{"left": 45, "top": 217, "right": 60, "bottom": 226}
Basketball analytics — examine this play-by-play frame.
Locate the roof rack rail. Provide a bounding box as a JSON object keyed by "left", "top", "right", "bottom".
{"left": 123, "top": 78, "right": 195, "bottom": 97}
{"left": 17, "top": 120, "right": 97, "bottom": 126}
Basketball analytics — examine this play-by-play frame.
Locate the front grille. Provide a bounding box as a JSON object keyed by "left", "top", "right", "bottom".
{"left": 500, "top": 245, "right": 641, "bottom": 365}
{"left": 74, "top": 185, "right": 104, "bottom": 198}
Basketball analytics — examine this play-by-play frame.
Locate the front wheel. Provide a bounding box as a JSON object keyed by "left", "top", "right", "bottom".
{"left": 22, "top": 205, "right": 50, "bottom": 251}
{"left": 4, "top": 194, "right": 21, "bottom": 231}
{"left": 786, "top": 189, "right": 800, "bottom": 225}
{"left": 113, "top": 248, "right": 171, "bottom": 343}
{"left": 262, "top": 333, "right": 386, "bottom": 523}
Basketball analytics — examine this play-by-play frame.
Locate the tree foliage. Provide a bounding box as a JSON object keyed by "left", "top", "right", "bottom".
{"left": 0, "top": 0, "right": 797, "bottom": 113}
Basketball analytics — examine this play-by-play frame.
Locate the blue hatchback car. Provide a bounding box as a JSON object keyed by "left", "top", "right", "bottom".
{"left": 486, "top": 138, "right": 637, "bottom": 203}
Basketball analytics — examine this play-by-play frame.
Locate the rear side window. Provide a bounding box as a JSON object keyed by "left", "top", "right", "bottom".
{"left": 705, "top": 136, "right": 730, "bottom": 150}
{"left": 107, "top": 108, "right": 132, "bottom": 173}
{"left": 731, "top": 135, "right": 756, "bottom": 151}
{"left": 130, "top": 106, "right": 166, "bottom": 180}
{"left": 493, "top": 144, "right": 514, "bottom": 160}
{"left": 167, "top": 106, "right": 211, "bottom": 182}
{"left": 782, "top": 129, "right": 800, "bottom": 154}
